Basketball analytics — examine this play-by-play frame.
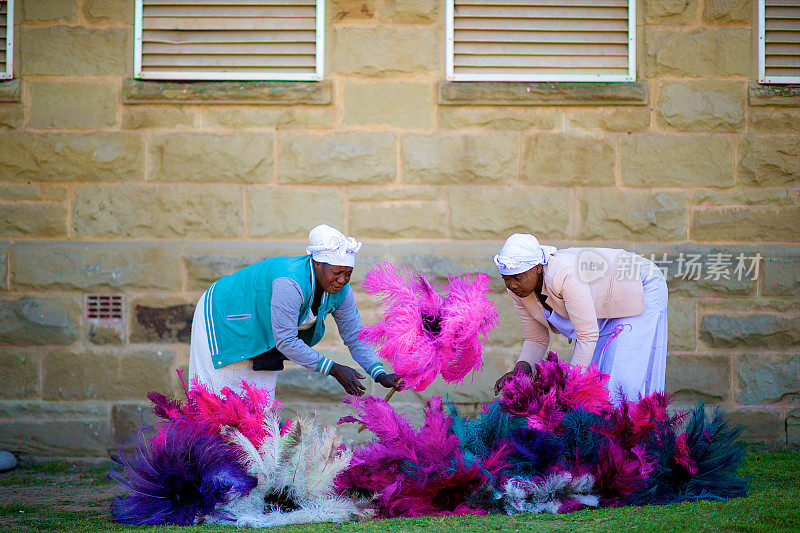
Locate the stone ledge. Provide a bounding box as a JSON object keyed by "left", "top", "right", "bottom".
{"left": 0, "top": 80, "right": 21, "bottom": 103}
{"left": 438, "top": 81, "right": 648, "bottom": 106}
{"left": 123, "top": 79, "right": 332, "bottom": 105}
{"left": 748, "top": 83, "right": 800, "bottom": 106}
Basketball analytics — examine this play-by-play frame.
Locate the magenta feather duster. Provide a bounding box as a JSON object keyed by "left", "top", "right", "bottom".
{"left": 358, "top": 261, "right": 498, "bottom": 391}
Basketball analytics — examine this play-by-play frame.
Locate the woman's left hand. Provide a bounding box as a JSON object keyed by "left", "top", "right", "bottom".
{"left": 375, "top": 373, "right": 401, "bottom": 390}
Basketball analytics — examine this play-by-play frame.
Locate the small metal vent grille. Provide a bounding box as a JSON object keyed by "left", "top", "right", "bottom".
{"left": 85, "top": 294, "right": 124, "bottom": 321}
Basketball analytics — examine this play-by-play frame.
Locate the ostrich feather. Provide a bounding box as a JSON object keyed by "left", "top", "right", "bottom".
{"left": 501, "top": 472, "right": 599, "bottom": 515}
{"left": 358, "top": 262, "right": 498, "bottom": 391}
{"left": 208, "top": 414, "right": 373, "bottom": 527}
{"left": 109, "top": 420, "right": 257, "bottom": 526}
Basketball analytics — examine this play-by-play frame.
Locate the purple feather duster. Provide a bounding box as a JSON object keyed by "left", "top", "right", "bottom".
{"left": 358, "top": 262, "right": 498, "bottom": 391}
{"left": 109, "top": 419, "right": 257, "bottom": 526}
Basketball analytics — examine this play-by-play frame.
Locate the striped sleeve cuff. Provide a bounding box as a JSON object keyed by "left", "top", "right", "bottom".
{"left": 315, "top": 357, "right": 335, "bottom": 376}
{"left": 367, "top": 362, "right": 386, "bottom": 380}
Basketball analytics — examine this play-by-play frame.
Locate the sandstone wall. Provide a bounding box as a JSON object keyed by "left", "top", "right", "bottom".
{"left": 0, "top": 0, "right": 798, "bottom": 456}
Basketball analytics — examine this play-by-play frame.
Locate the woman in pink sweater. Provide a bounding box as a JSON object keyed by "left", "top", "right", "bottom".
{"left": 493, "top": 234, "right": 668, "bottom": 402}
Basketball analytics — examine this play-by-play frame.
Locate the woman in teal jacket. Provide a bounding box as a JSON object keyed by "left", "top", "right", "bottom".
{"left": 188, "top": 224, "right": 398, "bottom": 397}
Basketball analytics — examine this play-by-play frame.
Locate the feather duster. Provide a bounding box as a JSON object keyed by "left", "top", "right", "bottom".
{"left": 338, "top": 394, "right": 509, "bottom": 517}
{"left": 499, "top": 352, "right": 613, "bottom": 433}
{"left": 109, "top": 419, "right": 257, "bottom": 526}
{"left": 148, "top": 375, "right": 282, "bottom": 448}
{"left": 206, "top": 413, "right": 373, "bottom": 527}
{"left": 501, "top": 472, "right": 599, "bottom": 515}
{"left": 447, "top": 400, "right": 526, "bottom": 468}
{"left": 628, "top": 402, "right": 748, "bottom": 505}
{"left": 358, "top": 262, "right": 498, "bottom": 391}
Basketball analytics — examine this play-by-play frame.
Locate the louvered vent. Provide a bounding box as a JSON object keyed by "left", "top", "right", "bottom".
{"left": 448, "top": 0, "right": 635, "bottom": 81}
{"left": 761, "top": 0, "right": 800, "bottom": 83}
{"left": 135, "top": 0, "right": 323, "bottom": 81}
{"left": 0, "top": 0, "right": 12, "bottom": 79}
{"left": 85, "top": 294, "right": 125, "bottom": 321}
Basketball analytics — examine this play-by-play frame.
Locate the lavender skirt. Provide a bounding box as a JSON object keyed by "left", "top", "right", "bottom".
{"left": 545, "top": 262, "right": 668, "bottom": 402}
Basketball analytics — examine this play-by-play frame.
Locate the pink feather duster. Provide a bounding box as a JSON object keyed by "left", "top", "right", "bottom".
{"left": 358, "top": 261, "right": 498, "bottom": 392}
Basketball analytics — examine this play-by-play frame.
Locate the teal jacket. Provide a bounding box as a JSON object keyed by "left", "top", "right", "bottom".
{"left": 203, "top": 255, "right": 348, "bottom": 369}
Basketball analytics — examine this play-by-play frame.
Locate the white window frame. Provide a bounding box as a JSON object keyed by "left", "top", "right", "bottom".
{"left": 133, "top": 0, "right": 325, "bottom": 81}
{"left": 445, "top": 0, "right": 636, "bottom": 82}
{"left": 758, "top": 0, "right": 800, "bottom": 84}
{"left": 1, "top": 0, "right": 13, "bottom": 80}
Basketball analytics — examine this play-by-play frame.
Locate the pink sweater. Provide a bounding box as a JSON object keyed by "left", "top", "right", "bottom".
{"left": 509, "top": 248, "right": 646, "bottom": 367}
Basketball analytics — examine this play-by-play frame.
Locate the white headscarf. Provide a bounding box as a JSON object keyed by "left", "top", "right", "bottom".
{"left": 493, "top": 234, "right": 558, "bottom": 276}
{"left": 306, "top": 224, "right": 362, "bottom": 267}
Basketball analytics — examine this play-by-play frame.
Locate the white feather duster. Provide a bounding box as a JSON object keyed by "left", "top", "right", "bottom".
{"left": 502, "top": 472, "right": 599, "bottom": 515}
{"left": 204, "top": 413, "right": 374, "bottom": 527}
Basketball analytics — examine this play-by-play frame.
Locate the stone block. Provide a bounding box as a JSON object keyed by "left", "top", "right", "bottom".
{"left": 20, "top": 26, "right": 128, "bottom": 76}
{"left": 439, "top": 106, "right": 560, "bottom": 131}
{"left": 124, "top": 79, "right": 332, "bottom": 105}
{"left": 748, "top": 84, "right": 800, "bottom": 106}
{"left": 788, "top": 409, "right": 800, "bottom": 444}
{"left": 577, "top": 189, "right": 686, "bottom": 241}
{"left": 690, "top": 189, "right": 793, "bottom": 206}
{"left": 274, "top": 368, "right": 348, "bottom": 403}
{"left": 43, "top": 350, "right": 118, "bottom": 401}
{"left": 0, "top": 296, "right": 81, "bottom": 346}
{"left": 704, "top": 0, "right": 751, "bottom": 23}
{"left": 0, "top": 184, "right": 41, "bottom": 200}
{"left": 0, "top": 80, "right": 19, "bottom": 103}
{"left": 644, "top": 0, "right": 698, "bottom": 24}
{"left": 645, "top": 28, "right": 751, "bottom": 78}
{"left": 348, "top": 185, "right": 440, "bottom": 202}
{"left": 29, "top": 81, "right": 117, "bottom": 129}
{"left": 203, "top": 106, "right": 333, "bottom": 129}
{"left": 656, "top": 81, "right": 745, "bottom": 132}
{"left": 403, "top": 133, "right": 515, "bottom": 184}
{"left": 183, "top": 244, "right": 296, "bottom": 292}
{"left": 388, "top": 0, "right": 438, "bottom": 22}
{"left": 0, "top": 132, "right": 143, "bottom": 182}
{"left": 87, "top": 322, "right": 124, "bottom": 345}
{"left": 44, "top": 186, "right": 69, "bottom": 201}
{"left": 0, "top": 203, "right": 67, "bottom": 237}
{"left": 329, "top": 0, "right": 376, "bottom": 21}
{"left": 738, "top": 136, "right": 800, "bottom": 186}
{"left": 621, "top": 135, "right": 734, "bottom": 187}
{"left": 117, "top": 351, "right": 176, "bottom": 399}
{"left": 150, "top": 133, "right": 274, "bottom": 183}
{"left": 485, "top": 293, "right": 525, "bottom": 348}
{"left": 344, "top": 81, "right": 432, "bottom": 128}
{"left": 122, "top": 106, "right": 200, "bottom": 129}
{"left": 0, "top": 244, "right": 5, "bottom": 290}
{"left": 668, "top": 299, "right": 696, "bottom": 352}
{"left": 566, "top": 108, "right": 650, "bottom": 132}
{"left": 700, "top": 314, "right": 800, "bottom": 349}
{"left": 737, "top": 355, "right": 800, "bottom": 405}
{"left": 112, "top": 403, "right": 160, "bottom": 447}
{"left": 439, "top": 81, "right": 648, "bottom": 106}
{"left": 43, "top": 349, "right": 175, "bottom": 401}
{"left": 522, "top": 135, "right": 614, "bottom": 186}
{"left": 83, "top": 0, "right": 134, "bottom": 23}
{"left": 21, "top": 0, "right": 77, "bottom": 22}
{"left": 248, "top": 187, "right": 345, "bottom": 238}
{"left": 449, "top": 186, "right": 570, "bottom": 240}
{"left": 0, "top": 105, "right": 23, "bottom": 129}
{"left": 278, "top": 132, "right": 396, "bottom": 184}
{"left": 763, "top": 256, "right": 800, "bottom": 296}
{"left": 130, "top": 299, "right": 194, "bottom": 344}
{"left": 0, "top": 353, "right": 40, "bottom": 399}
{"left": 332, "top": 26, "right": 440, "bottom": 75}
{"left": 691, "top": 206, "right": 800, "bottom": 242}
{"left": 0, "top": 420, "right": 110, "bottom": 456}
{"left": 12, "top": 242, "right": 182, "bottom": 291}
{"left": 0, "top": 401, "right": 106, "bottom": 420}
{"left": 73, "top": 184, "right": 243, "bottom": 238}
{"left": 665, "top": 355, "right": 730, "bottom": 402}
{"left": 349, "top": 202, "right": 447, "bottom": 239}
{"left": 723, "top": 408, "right": 784, "bottom": 441}
{"left": 748, "top": 109, "right": 800, "bottom": 133}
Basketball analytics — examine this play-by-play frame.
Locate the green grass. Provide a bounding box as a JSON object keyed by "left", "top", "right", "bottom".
{"left": 0, "top": 446, "right": 798, "bottom": 533}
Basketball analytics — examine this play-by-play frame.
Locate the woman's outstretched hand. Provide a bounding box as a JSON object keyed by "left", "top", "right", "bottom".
{"left": 330, "top": 363, "right": 366, "bottom": 396}
{"left": 375, "top": 373, "right": 401, "bottom": 390}
{"left": 493, "top": 360, "right": 533, "bottom": 396}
